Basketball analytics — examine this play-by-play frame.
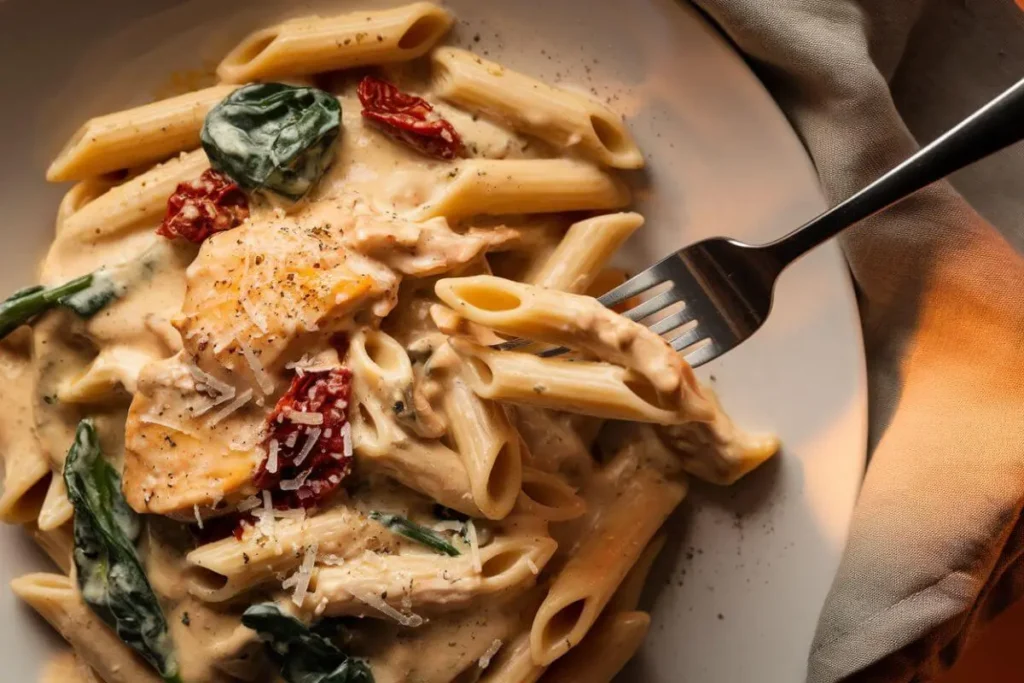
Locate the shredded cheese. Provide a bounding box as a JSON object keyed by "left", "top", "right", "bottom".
{"left": 348, "top": 586, "right": 425, "bottom": 627}
{"left": 193, "top": 504, "right": 204, "bottom": 530}
{"left": 341, "top": 422, "right": 353, "bottom": 458}
{"left": 466, "top": 520, "right": 482, "bottom": 574}
{"left": 288, "top": 543, "right": 319, "bottom": 607}
{"left": 207, "top": 388, "right": 253, "bottom": 426}
{"left": 237, "top": 495, "right": 262, "bottom": 511}
{"left": 293, "top": 427, "right": 322, "bottom": 467}
{"left": 288, "top": 410, "right": 324, "bottom": 426}
{"left": 478, "top": 639, "right": 503, "bottom": 669}
{"left": 267, "top": 440, "right": 280, "bottom": 474}
{"left": 185, "top": 362, "right": 235, "bottom": 399}
{"left": 238, "top": 338, "right": 275, "bottom": 395}
{"left": 526, "top": 558, "right": 540, "bottom": 576}
{"left": 279, "top": 469, "right": 312, "bottom": 491}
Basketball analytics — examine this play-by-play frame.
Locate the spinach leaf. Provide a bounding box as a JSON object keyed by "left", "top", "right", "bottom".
{"left": 202, "top": 83, "right": 341, "bottom": 201}
{"left": 0, "top": 271, "right": 119, "bottom": 340}
{"left": 63, "top": 419, "right": 181, "bottom": 683}
{"left": 369, "top": 512, "right": 461, "bottom": 557}
{"left": 242, "top": 603, "right": 374, "bottom": 683}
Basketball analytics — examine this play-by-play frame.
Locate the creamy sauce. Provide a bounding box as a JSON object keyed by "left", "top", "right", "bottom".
{"left": 9, "top": 37, "right": 776, "bottom": 683}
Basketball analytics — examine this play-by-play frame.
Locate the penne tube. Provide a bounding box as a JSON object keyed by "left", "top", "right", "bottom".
{"left": 353, "top": 396, "right": 483, "bottom": 518}
{"left": 55, "top": 179, "right": 119, "bottom": 235}
{"left": 541, "top": 611, "right": 651, "bottom": 683}
{"left": 516, "top": 468, "right": 586, "bottom": 522}
{"left": 217, "top": 3, "right": 453, "bottom": 83}
{"left": 349, "top": 328, "right": 415, "bottom": 410}
{"left": 513, "top": 406, "right": 596, "bottom": 482}
{"left": 529, "top": 213, "right": 644, "bottom": 292}
{"left": 658, "top": 385, "right": 780, "bottom": 485}
{"left": 47, "top": 86, "right": 233, "bottom": 181}
{"left": 0, "top": 329, "right": 52, "bottom": 523}
{"left": 479, "top": 630, "right": 546, "bottom": 683}
{"left": 308, "top": 535, "right": 557, "bottom": 617}
{"left": 57, "top": 346, "right": 160, "bottom": 403}
{"left": 414, "top": 159, "right": 630, "bottom": 220}
{"left": 186, "top": 506, "right": 397, "bottom": 602}
{"left": 432, "top": 48, "right": 643, "bottom": 169}
{"left": 37, "top": 475, "right": 75, "bottom": 531}
{"left": 28, "top": 521, "right": 75, "bottom": 575}
{"left": 450, "top": 340, "right": 694, "bottom": 424}
{"left": 530, "top": 467, "right": 685, "bottom": 665}
{"left": 40, "top": 651, "right": 103, "bottom": 683}
{"left": 53, "top": 148, "right": 209, "bottom": 251}
{"left": 436, "top": 275, "right": 712, "bottom": 420}
{"left": 443, "top": 377, "right": 523, "bottom": 520}
{"left": 606, "top": 533, "right": 666, "bottom": 614}
{"left": 10, "top": 573, "right": 163, "bottom": 683}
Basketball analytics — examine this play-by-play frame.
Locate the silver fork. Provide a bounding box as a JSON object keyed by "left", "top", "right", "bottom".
{"left": 498, "top": 75, "right": 1024, "bottom": 368}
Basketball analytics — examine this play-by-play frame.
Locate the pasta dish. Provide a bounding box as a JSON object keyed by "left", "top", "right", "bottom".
{"left": 0, "top": 4, "right": 779, "bottom": 682}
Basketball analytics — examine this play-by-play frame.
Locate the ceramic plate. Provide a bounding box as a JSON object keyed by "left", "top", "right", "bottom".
{"left": 0, "top": 1, "right": 867, "bottom": 681}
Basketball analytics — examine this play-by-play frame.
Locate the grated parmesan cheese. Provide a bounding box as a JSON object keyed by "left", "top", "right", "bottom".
{"left": 240, "top": 294, "right": 269, "bottom": 335}
{"left": 279, "top": 469, "right": 312, "bottom": 491}
{"left": 478, "top": 639, "right": 503, "bottom": 669}
{"left": 293, "top": 428, "right": 322, "bottom": 467}
{"left": 238, "top": 338, "right": 275, "bottom": 395}
{"left": 285, "top": 432, "right": 299, "bottom": 449}
{"left": 207, "top": 388, "right": 253, "bottom": 426}
{"left": 526, "top": 558, "right": 540, "bottom": 576}
{"left": 237, "top": 495, "right": 262, "bottom": 511}
{"left": 432, "top": 521, "right": 465, "bottom": 533}
{"left": 466, "top": 520, "right": 482, "bottom": 574}
{"left": 186, "top": 362, "right": 235, "bottom": 399}
{"left": 341, "top": 422, "right": 353, "bottom": 457}
{"left": 193, "top": 504, "right": 204, "bottom": 530}
{"left": 288, "top": 543, "right": 318, "bottom": 607}
{"left": 348, "top": 586, "right": 425, "bottom": 628}
{"left": 288, "top": 410, "right": 324, "bottom": 426}
{"left": 267, "top": 440, "right": 280, "bottom": 474}
{"left": 140, "top": 411, "right": 193, "bottom": 435}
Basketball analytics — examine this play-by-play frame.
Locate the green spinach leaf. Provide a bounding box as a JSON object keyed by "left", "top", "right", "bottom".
{"left": 242, "top": 603, "right": 374, "bottom": 683}
{"left": 202, "top": 83, "right": 341, "bottom": 201}
{"left": 64, "top": 419, "right": 181, "bottom": 683}
{"left": 369, "top": 511, "right": 461, "bottom": 557}
{"left": 0, "top": 272, "right": 119, "bottom": 340}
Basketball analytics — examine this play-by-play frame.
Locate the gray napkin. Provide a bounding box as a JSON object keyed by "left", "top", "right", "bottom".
{"left": 689, "top": 0, "right": 1024, "bottom": 681}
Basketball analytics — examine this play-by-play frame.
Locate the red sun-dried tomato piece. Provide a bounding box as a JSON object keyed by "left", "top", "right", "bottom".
{"left": 157, "top": 169, "right": 250, "bottom": 243}
{"left": 255, "top": 367, "right": 354, "bottom": 509}
{"left": 358, "top": 76, "right": 463, "bottom": 160}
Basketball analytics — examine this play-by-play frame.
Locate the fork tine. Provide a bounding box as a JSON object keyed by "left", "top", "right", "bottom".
{"left": 648, "top": 305, "right": 696, "bottom": 336}
{"left": 619, "top": 288, "right": 677, "bottom": 322}
{"left": 670, "top": 325, "right": 706, "bottom": 352}
{"left": 682, "top": 340, "right": 717, "bottom": 368}
{"left": 597, "top": 268, "right": 665, "bottom": 310}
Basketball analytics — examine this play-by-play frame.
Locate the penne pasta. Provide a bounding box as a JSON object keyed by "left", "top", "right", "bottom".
{"left": 51, "top": 149, "right": 209, "bottom": 258}
{"left": 443, "top": 377, "right": 523, "bottom": 520}
{"left": 414, "top": 159, "right": 630, "bottom": 220}
{"left": 449, "top": 339, "right": 696, "bottom": 424}
{"left": 28, "top": 521, "right": 75, "bottom": 575}
{"left": 307, "top": 535, "right": 557, "bottom": 617}
{"left": 37, "top": 474, "right": 75, "bottom": 531}
{"left": 47, "top": 86, "right": 233, "bottom": 181}
{"left": 606, "top": 533, "right": 667, "bottom": 614}
{"left": 516, "top": 467, "right": 587, "bottom": 522}
{"left": 478, "top": 630, "right": 546, "bottom": 683}
{"left": 530, "top": 466, "right": 685, "bottom": 665}
{"left": 186, "top": 506, "right": 397, "bottom": 602}
{"left": 217, "top": 3, "right": 453, "bottom": 82}
{"left": 10, "top": 573, "right": 164, "bottom": 683}
{"left": 529, "top": 212, "right": 644, "bottom": 292}
{"left": 541, "top": 611, "right": 651, "bottom": 683}
{"left": 353, "top": 387, "right": 483, "bottom": 518}
{"left": 433, "top": 48, "right": 644, "bottom": 169}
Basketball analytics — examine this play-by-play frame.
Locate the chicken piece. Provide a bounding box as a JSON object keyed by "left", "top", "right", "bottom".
{"left": 175, "top": 214, "right": 396, "bottom": 397}
{"left": 122, "top": 354, "right": 264, "bottom": 517}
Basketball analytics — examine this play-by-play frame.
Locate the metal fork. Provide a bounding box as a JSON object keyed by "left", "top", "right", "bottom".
{"left": 499, "top": 76, "right": 1024, "bottom": 368}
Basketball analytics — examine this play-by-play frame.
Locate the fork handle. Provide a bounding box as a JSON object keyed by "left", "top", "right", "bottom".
{"left": 766, "top": 75, "right": 1024, "bottom": 265}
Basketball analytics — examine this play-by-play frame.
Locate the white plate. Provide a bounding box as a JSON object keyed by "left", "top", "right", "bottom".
{"left": 0, "top": 1, "right": 867, "bottom": 681}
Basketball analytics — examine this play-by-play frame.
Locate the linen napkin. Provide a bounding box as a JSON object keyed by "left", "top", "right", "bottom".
{"left": 688, "top": 0, "right": 1024, "bottom": 680}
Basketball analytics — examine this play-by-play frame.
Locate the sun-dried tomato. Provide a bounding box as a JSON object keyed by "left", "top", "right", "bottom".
{"left": 157, "top": 169, "right": 250, "bottom": 243}
{"left": 255, "top": 367, "right": 354, "bottom": 509}
{"left": 358, "top": 76, "right": 463, "bottom": 160}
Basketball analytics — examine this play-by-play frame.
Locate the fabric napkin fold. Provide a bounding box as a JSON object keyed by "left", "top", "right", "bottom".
{"left": 690, "top": 0, "right": 1024, "bottom": 680}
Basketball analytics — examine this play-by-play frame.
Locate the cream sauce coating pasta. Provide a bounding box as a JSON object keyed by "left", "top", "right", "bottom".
{"left": 4, "top": 5, "right": 779, "bottom": 682}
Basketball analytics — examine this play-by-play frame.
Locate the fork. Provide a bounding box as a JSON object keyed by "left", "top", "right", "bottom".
{"left": 498, "top": 75, "right": 1024, "bottom": 368}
